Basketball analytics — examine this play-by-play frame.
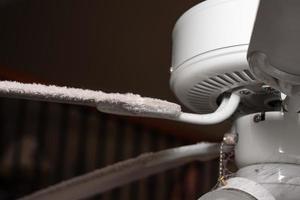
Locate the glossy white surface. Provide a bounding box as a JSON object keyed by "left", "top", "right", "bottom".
{"left": 199, "top": 190, "right": 256, "bottom": 200}
{"left": 199, "top": 177, "right": 275, "bottom": 200}
{"left": 170, "top": 45, "right": 257, "bottom": 113}
{"left": 170, "top": 0, "right": 260, "bottom": 113}
{"left": 177, "top": 93, "right": 240, "bottom": 124}
{"left": 237, "top": 164, "right": 300, "bottom": 200}
{"left": 248, "top": 1, "right": 300, "bottom": 96}
{"left": 235, "top": 111, "right": 300, "bottom": 167}
{"left": 221, "top": 177, "right": 275, "bottom": 200}
{"left": 171, "top": 0, "right": 259, "bottom": 69}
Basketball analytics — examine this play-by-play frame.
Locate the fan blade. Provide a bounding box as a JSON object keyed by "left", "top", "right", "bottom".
{"left": 0, "top": 80, "right": 240, "bottom": 124}
{"left": 20, "top": 143, "right": 224, "bottom": 200}
{"left": 248, "top": 0, "right": 300, "bottom": 95}
{"left": 0, "top": 80, "right": 181, "bottom": 118}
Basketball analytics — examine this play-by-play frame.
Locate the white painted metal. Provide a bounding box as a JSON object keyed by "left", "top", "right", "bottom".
{"left": 170, "top": 0, "right": 260, "bottom": 113}
{"left": 170, "top": 45, "right": 257, "bottom": 113}
{"left": 248, "top": 0, "right": 300, "bottom": 97}
{"left": 199, "top": 190, "right": 257, "bottom": 200}
{"left": 171, "top": 0, "right": 259, "bottom": 69}
{"left": 199, "top": 177, "right": 275, "bottom": 200}
{"left": 237, "top": 164, "right": 300, "bottom": 200}
{"left": 235, "top": 111, "right": 300, "bottom": 167}
{"left": 221, "top": 177, "right": 275, "bottom": 200}
{"left": 178, "top": 93, "right": 240, "bottom": 124}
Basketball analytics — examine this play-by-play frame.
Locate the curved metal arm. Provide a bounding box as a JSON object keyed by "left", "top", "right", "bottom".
{"left": 177, "top": 93, "right": 241, "bottom": 125}
{"left": 0, "top": 81, "right": 240, "bottom": 125}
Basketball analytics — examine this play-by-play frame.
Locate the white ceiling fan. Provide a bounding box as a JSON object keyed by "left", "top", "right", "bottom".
{"left": 0, "top": 0, "right": 299, "bottom": 199}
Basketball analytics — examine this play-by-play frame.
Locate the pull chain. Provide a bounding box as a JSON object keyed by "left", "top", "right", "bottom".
{"left": 217, "top": 133, "right": 237, "bottom": 187}
{"left": 218, "top": 142, "right": 227, "bottom": 186}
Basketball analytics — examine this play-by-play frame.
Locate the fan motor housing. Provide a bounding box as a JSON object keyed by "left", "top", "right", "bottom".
{"left": 170, "top": 0, "right": 279, "bottom": 114}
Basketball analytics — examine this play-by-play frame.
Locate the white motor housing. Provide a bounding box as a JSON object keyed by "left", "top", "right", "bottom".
{"left": 170, "top": 0, "right": 271, "bottom": 113}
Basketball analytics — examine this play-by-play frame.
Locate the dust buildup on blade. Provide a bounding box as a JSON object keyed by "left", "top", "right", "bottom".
{"left": 0, "top": 80, "right": 105, "bottom": 105}
{"left": 0, "top": 80, "right": 182, "bottom": 119}
{"left": 97, "top": 93, "right": 182, "bottom": 119}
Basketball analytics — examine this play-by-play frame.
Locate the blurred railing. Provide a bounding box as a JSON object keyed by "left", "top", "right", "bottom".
{"left": 0, "top": 97, "right": 219, "bottom": 200}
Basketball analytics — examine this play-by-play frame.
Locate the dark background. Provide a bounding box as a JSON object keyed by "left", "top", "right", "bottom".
{"left": 0, "top": 0, "right": 202, "bottom": 101}
{"left": 0, "top": 0, "right": 230, "bottom": 138}
{"left": 0, "top": 0, "right": 232, "bottom": 199}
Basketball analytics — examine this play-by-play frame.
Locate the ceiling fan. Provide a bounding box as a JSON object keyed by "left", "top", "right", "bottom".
{"left": 0, "top": 0, "right": 299, "bottom": 199}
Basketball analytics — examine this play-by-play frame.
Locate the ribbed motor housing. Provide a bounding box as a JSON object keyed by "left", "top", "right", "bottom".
{"left": 170, "top": 0, "right": 261, "bottom": 113}
{"left": 187, "top": 69, "right": 256, "bottom": 113}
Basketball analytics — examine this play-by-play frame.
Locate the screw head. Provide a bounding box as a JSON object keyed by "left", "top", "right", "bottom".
{"left": 262, "top": 85, "right": 280, "bottom": 95}
{"left": 253, "top": 114, "right": 262, "bottom": 123}
{"left": 239, "top": 89, "right": 251, "bottom": 96}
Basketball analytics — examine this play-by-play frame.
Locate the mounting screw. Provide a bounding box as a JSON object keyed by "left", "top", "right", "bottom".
{"left": 253, "top": 113, "right": 265, "bottom": 123}
{"left": 262, "top": 85, "right": 280, "bottom": 95}
{"left": 239, "top": 89, "right": 251, "bottom": 96}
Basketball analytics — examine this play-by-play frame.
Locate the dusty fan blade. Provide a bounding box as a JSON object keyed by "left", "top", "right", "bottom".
{"left": 20, "top": 143, "right": 224, "bottom": 200}
{"left": 0, "top": 81, "right": 240, "bottom": 124}
{"left": 0, "top": 80, "right": 182, "bottom": 119}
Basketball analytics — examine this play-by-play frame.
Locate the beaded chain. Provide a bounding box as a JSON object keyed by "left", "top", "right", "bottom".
{"left": 215, "top": 133, "right": 237, "bottom": 188}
